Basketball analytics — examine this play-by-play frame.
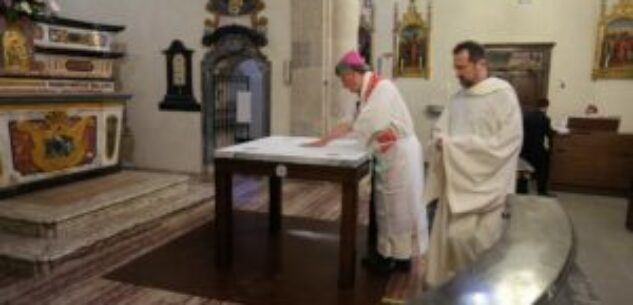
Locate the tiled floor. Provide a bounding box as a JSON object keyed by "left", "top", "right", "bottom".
{"left": 557, "top": 192, "right": 633, "bottom": 305}
{"left": 2, "top": 177, "right": 630, "bottom": 305}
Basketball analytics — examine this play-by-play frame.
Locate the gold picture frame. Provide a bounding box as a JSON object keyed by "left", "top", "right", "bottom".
{"left": 393, "top": 0, "right": 430, "bottom": 78}
{"left": 592, "top": 0, "right": 633, "bottom": 79}
{"left": 1, "top": 19, "right": 35, "bottom": 74}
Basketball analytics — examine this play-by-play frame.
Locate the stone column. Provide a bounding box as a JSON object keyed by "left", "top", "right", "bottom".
{"left": 290, "top": 0, "right": 326, "bottom": 136}
{"left": 289, "top": 0, "right": 360, "bottom": 135}
{"left": 326, "top": 0, "right": 360, "bottom": 131}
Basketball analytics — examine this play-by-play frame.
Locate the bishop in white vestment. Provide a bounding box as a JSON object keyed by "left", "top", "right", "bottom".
{"left": 308, "top": 50, "right": 429, "bottom": 273}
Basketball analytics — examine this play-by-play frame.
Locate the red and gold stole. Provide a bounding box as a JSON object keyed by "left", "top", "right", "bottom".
{"left": 361, "top": 72, "right": 381, "bottom": 102}
{"left": 361, "top": 73, "right": 399, "bottom": 153}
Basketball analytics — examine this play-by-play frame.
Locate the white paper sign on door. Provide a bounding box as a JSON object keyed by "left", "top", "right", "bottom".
{"left": 236, "top": 91, "right": 252, "bottom": 123}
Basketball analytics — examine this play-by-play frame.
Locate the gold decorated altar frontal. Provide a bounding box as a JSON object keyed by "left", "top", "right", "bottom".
{"left": 0, "top": 102, "right": 123, "bottom": 190}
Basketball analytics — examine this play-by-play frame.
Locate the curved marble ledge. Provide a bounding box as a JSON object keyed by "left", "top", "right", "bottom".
{"left": 409, "top": 195, "right": 575, "bottom": 305}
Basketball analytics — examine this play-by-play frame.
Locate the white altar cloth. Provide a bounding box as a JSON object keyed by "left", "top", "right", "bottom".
{"left": 214, "top": 136, "right": 370, "bottom": 167}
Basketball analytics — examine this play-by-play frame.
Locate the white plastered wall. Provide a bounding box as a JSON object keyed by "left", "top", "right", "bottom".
{"left": 58, "top": 0, "right": 291, "bottom": 173}
{"left": 56, "top": 0, "right": 632, "bottom": 171}
{"left": 375, "top": 0, "right": 633, "bottom": 145}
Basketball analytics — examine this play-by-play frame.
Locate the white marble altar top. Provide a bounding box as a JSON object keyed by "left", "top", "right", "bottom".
{"left": 214, "top": 136, "right": 370, "bottom": 167}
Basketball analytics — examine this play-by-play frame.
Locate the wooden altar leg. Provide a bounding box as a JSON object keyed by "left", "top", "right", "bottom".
{"left": 367, "top": 165, "right": 378, "bottom": 255}
{"left": 627, "top": 179, "right": 632, "bottom": 232}
{"left": 339, "top": 180, "right": 359, "bottom": 288}
{"left": 215, "top": 167, "right": 233, "bottom": 269}
{"left": 269, "top": 176, "right": 282, "bottom": 234}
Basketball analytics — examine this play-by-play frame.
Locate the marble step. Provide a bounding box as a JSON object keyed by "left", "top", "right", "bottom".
{"left": 0, "top": 181, "right": 214, "bottom": 275}
{"left": 0, "top": 171, "right": 190, "bottom": 238}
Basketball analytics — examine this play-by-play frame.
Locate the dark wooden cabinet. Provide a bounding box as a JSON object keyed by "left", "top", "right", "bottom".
{"left": 549, "top": 132, "right": 633, "bottom": 196}
{"left": 484, "top": 43, "right": 554, "bottom": 111}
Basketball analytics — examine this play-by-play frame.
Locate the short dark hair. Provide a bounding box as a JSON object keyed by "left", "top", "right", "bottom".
{"left": 335, "top": 62, "right": 369, "bottom": 76}
{"left": 453, "top": 40, "right": 486, "bottom": 63}
{"left": 536, "top": 98, "right": 550, "bottom": 108}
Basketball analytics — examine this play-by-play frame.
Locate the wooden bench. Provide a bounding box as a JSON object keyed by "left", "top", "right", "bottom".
{"left": 550, "top": 132, "right": 633, "bottom": 196}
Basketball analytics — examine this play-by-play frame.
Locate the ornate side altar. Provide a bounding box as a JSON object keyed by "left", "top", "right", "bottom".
{"left": 0, "top": 16, "right": 130, "bottom": 194}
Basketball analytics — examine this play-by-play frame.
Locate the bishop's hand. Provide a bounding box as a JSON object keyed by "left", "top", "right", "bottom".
{"left": 302, "top": 138, "right": 329, "bottom": 147}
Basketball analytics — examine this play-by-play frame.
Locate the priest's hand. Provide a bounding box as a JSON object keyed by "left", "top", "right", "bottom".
{"left": 431, "top": 129, "right": 444, "bottom": 151}
{"left": 436, "top": 138, "right": 443, "bottom": 151}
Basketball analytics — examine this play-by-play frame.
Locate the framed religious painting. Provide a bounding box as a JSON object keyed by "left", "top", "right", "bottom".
{"left": 592, "top": 0, "right": 633, "bottom": 79}
{"left": 393, "top": 0, "right": 430, "bottom": 78}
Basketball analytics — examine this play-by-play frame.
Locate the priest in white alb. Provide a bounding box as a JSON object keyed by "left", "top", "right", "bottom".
{"left": 425, "top": 41, "right": 523, "bottom": 287}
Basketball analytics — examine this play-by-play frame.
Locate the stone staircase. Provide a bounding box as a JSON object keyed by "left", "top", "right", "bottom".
{"left": 0, "top": 170, "right": 214, "bottom": 276}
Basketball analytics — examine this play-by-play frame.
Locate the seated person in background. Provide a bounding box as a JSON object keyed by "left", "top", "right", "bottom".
{"left": 521, "top": 98, "right": 554, "bottom": 196}
{"left": 556, "top": 103, "right": 601, "bottom": 133}
{"left": 564, "top": 103, "right": 620, "bottom": 133}
{"left": 585, "top": 104, "right": 599, "bottom": 116}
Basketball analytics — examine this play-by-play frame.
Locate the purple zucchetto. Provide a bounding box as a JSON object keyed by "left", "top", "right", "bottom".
{"left": 335, "top": 50, "right": 369, "bottom": 76}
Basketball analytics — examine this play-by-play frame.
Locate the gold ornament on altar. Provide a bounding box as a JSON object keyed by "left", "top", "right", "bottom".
{"left": 16, "top": 111, "right": 95, "bottom": 172}
{"left": 204, "top": 0, "right": 266, "bottom": 32}
{"left": 228, "top": 0, "right": 243, "bottom": 15}
{"left": 2, "top": 23, "right": 30, "bottom": 72}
